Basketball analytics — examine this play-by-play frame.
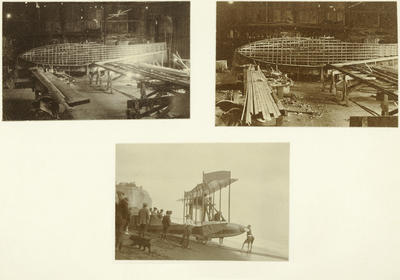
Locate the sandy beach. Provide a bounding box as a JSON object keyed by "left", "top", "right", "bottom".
{"left": 115, "top": 231, "right": 287, "bottom": 261}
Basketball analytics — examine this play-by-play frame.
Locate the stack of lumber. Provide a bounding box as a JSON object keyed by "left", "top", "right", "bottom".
{"left": 241, "top": 65, "right": 281, "bottom": 125}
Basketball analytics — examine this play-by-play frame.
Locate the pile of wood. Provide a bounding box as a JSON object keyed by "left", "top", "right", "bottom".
{"left": 241, "top": 65, "right": 281, "bottom": 125}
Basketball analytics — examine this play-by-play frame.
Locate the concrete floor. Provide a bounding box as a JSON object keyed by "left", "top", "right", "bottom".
{"left": 2, "top": 76, "right": 140, "bottom": 121}
{"left": 216, "top": 80, "right": 397, "bottom": 127}
{"left": 282, "top": 81, "right": 393, "bottom": 127}
{"left": 69, "top": 77, "right": 135, "bottom": 120}
{"left": 2, "top": 88, "right": 35, "bottom": 120}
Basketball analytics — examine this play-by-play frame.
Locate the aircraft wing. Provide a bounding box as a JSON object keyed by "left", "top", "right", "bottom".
{"left": 184, "top": 178, "right": 238, "bottom": 199}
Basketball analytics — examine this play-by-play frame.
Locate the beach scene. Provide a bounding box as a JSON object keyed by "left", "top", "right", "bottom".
{"left": 115, "top": 143, "right": 289, "bottom": 261}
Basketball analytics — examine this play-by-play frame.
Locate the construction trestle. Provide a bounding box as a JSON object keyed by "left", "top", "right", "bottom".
{"left": 323, "top": 61, "right": 398, "bottom": 118}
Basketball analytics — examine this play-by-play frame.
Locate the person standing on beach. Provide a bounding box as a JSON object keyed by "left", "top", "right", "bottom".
{"left": 115, "top": 195, "right": 130, "bottom": 251}
{"left": 241, "top": 225, "right": 255, "bottom": 253}
{"left": 138, "top": 203, "right": 150, "bottom": 237}
{"left": 181, "top": 215, "right": 193, "bottom": 248}
{"left": 161, "top": 211, "right": 172, "bottom": 240}
{"left": 115, "top": 196, "right": 123, "bottom": 251}
{"left": 120, "top": 197, "right": 130, "bottom": 233}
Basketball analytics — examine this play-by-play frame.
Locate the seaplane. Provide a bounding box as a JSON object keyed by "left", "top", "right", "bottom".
{"left": 146, "top": 170, "right": 247, "bottom": 244}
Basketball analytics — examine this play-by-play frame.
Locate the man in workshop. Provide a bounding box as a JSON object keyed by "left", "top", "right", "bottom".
{"left": 138, "top": 203, "right": 150, "bottom": 237}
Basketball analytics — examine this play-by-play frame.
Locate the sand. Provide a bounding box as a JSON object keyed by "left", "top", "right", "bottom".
{"left": 115, "top": 232, "right": 286, "bottom": 261}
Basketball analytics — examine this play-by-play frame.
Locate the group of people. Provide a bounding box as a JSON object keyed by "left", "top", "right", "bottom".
{"left": 137, "top": 203, "right": 172, "bottom": 240}
{"left": 117, "top": 197, "right": 253, "bottom": 253}
{"left": 149, "top": 207, "right": 165, "bottom": 221}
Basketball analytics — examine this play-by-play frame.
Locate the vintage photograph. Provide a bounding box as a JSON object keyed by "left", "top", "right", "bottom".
{"left": 216, "top": 2, "right": 398, "bottom": 127}
{"left": 3, "top": 2, "right": 190, "bottom": 120}
{"left": 115, "top": 143, "right": 289, "bottom": 261}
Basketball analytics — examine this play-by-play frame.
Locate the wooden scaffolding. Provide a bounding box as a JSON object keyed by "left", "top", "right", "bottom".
{"left": 238, "top": 37, "right": 398, "bottom": 67}
{"left": 19, "top": 42, "right": 167, "bottom": 67}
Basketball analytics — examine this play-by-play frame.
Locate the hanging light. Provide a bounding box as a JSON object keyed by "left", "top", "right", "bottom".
{"left": 6, "top": 13, "right": 12, "bottom": 19}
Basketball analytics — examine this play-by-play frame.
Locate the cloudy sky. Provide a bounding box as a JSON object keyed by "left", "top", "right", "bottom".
{"left": 116, "top": 143, "right": 289, "bottom": 252}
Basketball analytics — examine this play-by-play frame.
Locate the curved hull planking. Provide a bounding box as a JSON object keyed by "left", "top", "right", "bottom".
{"left": 237, "top": 37, "right": 398, "bottom": 67}
{"left": 19, "top": 42, "right": 167, "bottom": 67}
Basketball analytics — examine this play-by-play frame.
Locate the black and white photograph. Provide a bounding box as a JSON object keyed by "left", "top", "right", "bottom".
{"left": 3, "top": 1, "right": 190, "bottom": 120}
{"left": 115, "top": 143, "right": 289, "bottom": 261}
{"left": 1, "top": 0, "right": 400, "bottom": 279}
{"left": 216, "top": 1, "right": 398, "bottom": 127}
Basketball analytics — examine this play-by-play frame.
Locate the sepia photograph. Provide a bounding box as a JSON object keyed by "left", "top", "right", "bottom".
{"left": 216, "top": 1, "right": 398, "bottom": 127}
{"left": 3, "top": 2, "right": 190, "bottom": 120}
{"left": 115, "top": 143, "right": 289, "bottom": 261}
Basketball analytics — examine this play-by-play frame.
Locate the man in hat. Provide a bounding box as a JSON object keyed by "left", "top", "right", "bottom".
{"left": 115, "top": 195, "right": 130, "bottom": 251}
{"left": 161, "top": 211, "right": 172, "bottom": 240}
{"left": 138, "top": 203, "right": 150, "bottom": 237}
{"left": 181, "top": 214, "right": 193, "bottom": 248}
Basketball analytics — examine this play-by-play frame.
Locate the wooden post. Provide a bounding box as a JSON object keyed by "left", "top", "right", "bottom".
{"left": 201, "top": 187, "right": 205, "bottom": 223}
{"left": 202, "top": 171, "right": 205, "bottom": 223}
{"left": 228, "top": 182, "right": 231, "bottom": 223}
{"left": 140, "top": 82, "right": 146, "bottom": 99}
{"left": 343, "top": 74, "right": 349, "bottom": 106}
{"left": 212, "top": 191, "right": 215, "bottom": 219}
{"left": 195, "top": 196, "right": 197, "bottom": 224}
{"left": 382, "top": 93, "right": 389, "bottom": 116}
{"left": 219, "top": 186, "right": 221, "bottom": 214}
{"left": 183, "top": 197, "right": 185, "bottom": 224}
{"left": 332, "top": 72, "right": 337, "bottom": 98}
{"left": 103, "top": 4, "right": 107, "bottom": 44}
{"left": 106, "top": 70, "right": 111, "bottom": 92}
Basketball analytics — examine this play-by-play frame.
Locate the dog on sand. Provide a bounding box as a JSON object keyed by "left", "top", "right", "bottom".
{"left": 129, "top": 235, "right": 151, "bottom": 253}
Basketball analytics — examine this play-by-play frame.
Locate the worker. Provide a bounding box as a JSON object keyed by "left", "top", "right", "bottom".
{"left": 161, "top": 211, "right": 172, "bottom": 240}
{"left": 138, "top": 203, "right": 150, "bottom": 237}
{"left": 214, "top": 211, "right": 222, "bottom": 221}
{"left": 115, "top": 196, "right": 123, "bottom": 251}
{"left": 115, "top": 196, "right": 130, "bottom": 251}
{"left": 181, "top": 215, "right": 193, "bottom": 248}
{"left": 120, "top": 197, "right": 130, "bottom": 233}
{"left": 241, "top": 225, "right": 255, "bottom": 253}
